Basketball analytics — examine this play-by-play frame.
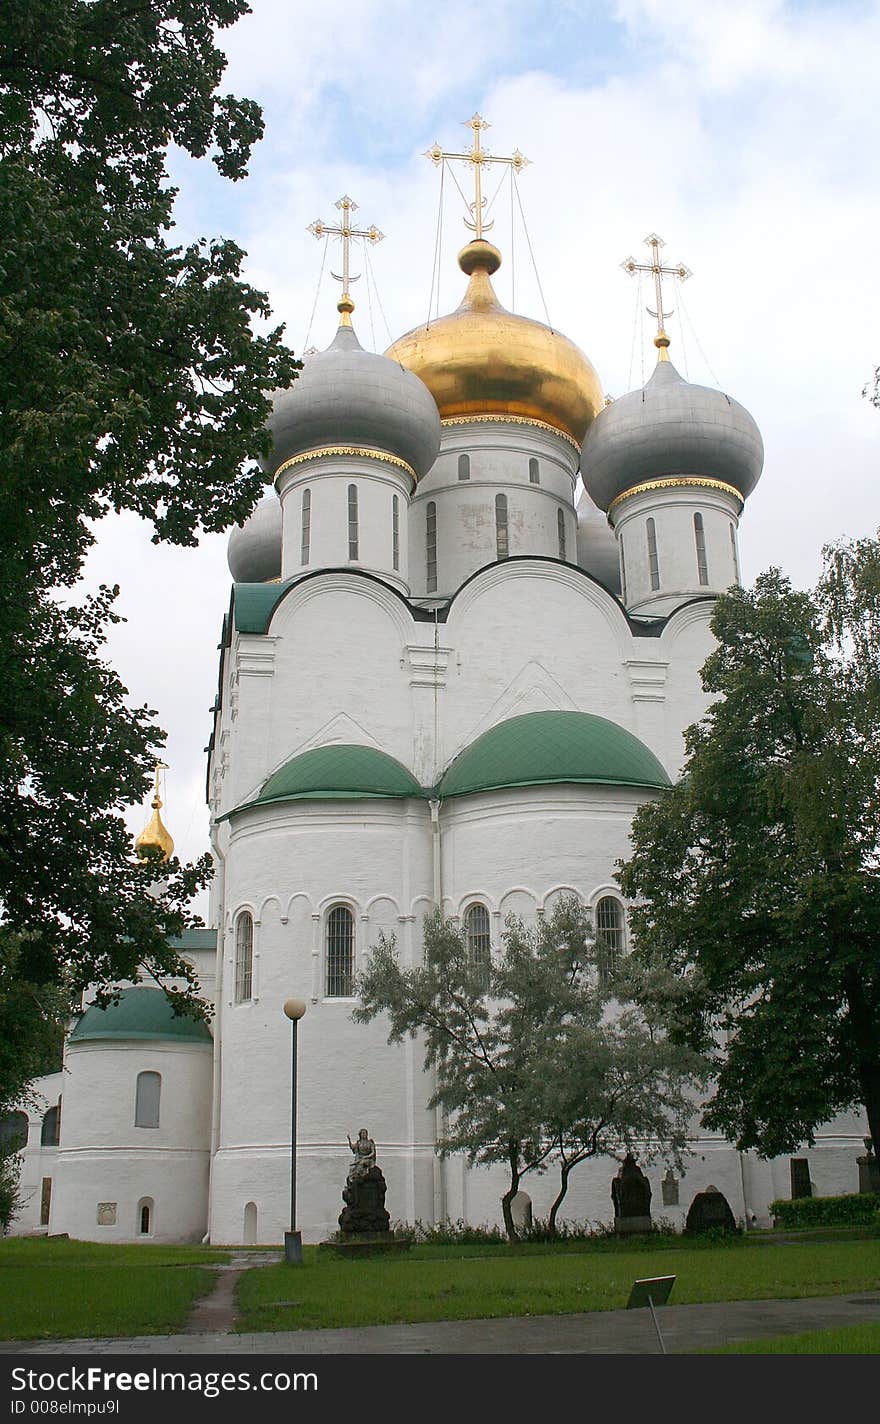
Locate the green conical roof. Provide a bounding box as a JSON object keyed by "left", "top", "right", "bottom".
{"left": 438, "top": 711, "right": 670, "bottom": 798}
{"left": 69, "top": 987, "right": 212, "bottom": 1045}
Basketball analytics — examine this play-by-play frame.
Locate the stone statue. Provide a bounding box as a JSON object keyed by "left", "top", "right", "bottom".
{"left": 611, "top": 1152, "right": 653, "bottom": 1234}
{"left": 346, "top": 1128, "right": 376, "bottom": 1183}
{"left": 339, "top": 1127, "right": 390, "bottom": 1237}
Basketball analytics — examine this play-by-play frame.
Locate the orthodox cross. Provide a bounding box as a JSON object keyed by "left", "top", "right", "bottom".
{"left": 621, "top": 233, "right": 691, "bottom": 356}
{"left": 307, "top": 196, "right": 383, "bottom": 310}
{"left": 425, "top": 113, "right": 529, "bottom": 240}
{"left": 151, "top": 759, "right": 169, "bottom": 809}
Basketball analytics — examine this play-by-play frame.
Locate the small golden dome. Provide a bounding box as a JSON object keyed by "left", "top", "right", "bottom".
{"left": 385, "top": 240, "right": 604, "bottom": 448}
{"left": 135, "top": 767, "right": 174, "bottom": 863}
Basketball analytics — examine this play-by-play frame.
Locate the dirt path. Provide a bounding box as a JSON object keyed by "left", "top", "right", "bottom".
{"left": 183, "top": 1250, "right": 282, "bottom": 1335}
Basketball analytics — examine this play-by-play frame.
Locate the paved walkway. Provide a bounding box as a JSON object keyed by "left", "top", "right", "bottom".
{"left": 3, "top": 1290, "right": 879, "bottom": 1355}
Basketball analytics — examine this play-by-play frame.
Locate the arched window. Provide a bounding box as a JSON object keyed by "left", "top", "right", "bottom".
{"left": 326, "top": 906, "right": 354, "bottom": 997}
{"left": 0, "top": 1111, "right": 28, "bottom": 1152}
{"left": 529, "top": 458, "right": 540, "bottom": 484}
{"left": 135, "top": 1072, "right": 161, "bottom": 1129}
{"left": 465, "top": 904, "right": 492, "bottom": 991}
{"left": 694, "top": 512, "right": 709, "bottom": 585}
{"left": 619, "top": 534, "right": 628, "bottom": 603}
{"left": 41, "top": 1102, "right": 60, "bottom": 1147}
{"left": 495, "top": 493, "right": 509, "bottom": 560}
{"left": 730, "top": 522, "right": 740, "bottom": 583}
{"left": 426, "top": 501, "right": 437, "bottom": 592}
{"left": 557, "top": 507, "right": 567, "bottom": 561}
{"left": 458, "top": 453, "right": 470, "bottom": 481}
{"left": 137, "top": 1197, "right": 154, "bottom": 1235}
{"left": 646, "top": 517, "right": 660, "bottom": 591}
{"left": 234, "top": 911, "right": 253, "bottom": 1004}
{"left": 347, "top": 484, "right": 359, "bottom": 560}
{"left": 392, "top": 495, "right": 400, "bottom": 571}
{"left": 595, "top": 897, "right": 625, "bottom": 983}
{"left": 301, "top": 488, "right": 311, "bottom": 565}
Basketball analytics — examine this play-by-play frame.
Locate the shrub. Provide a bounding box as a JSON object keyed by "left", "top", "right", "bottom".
{"left": 770, "top": 1193, "right": 880, "bottom": 1229}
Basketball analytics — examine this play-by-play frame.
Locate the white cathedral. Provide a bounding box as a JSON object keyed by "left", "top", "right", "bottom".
{"left": 8, "top": 147, "right": 868, "bottom": 1244}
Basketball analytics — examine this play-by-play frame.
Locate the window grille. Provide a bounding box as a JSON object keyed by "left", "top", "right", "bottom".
{"left": 529, "top": 458, "right": 540, "bottom": 484}
{"left": 465, "top": 904, "right": 492, "bottom": 991}
{"left": 301, "top": 488, "right": 311, "bottom": 565}
{"left": 426, "top": 502, "right": 437, "bottom": 592}
{"left": 348, "top": 484, "right": 359, "bottom": 560}
{"left": 135, "top": 1072, "right": 161, "bottom": 1129}
{"left": 458, "top": 453, "right": 470, "bottom": 481}
{"left": 234, "top": 912, "right": 253, "bottom": 1004}
{"left": 495, "top": 493, "right": 509, "bottom": 560}
{"left": 646, "top": 517, "right": 660, "bottom": 590}
{"left": 557, "top": 507, "right": 567, "bottom": 561}
{"left": 694, "top": 512, "right": 709, "bottom": 585}
{"left": 392, "top": 495, "right": 399, "bottom": 571}
{"left": 596, "top": 897, "right": 625, "bottom": 983}
{"left": 326, "top": 906, "right": 355, "bottom": 997}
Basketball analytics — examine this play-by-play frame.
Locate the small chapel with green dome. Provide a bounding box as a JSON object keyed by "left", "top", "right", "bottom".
{"left": 10, "top": 123, "right": 867, "bottom": 1244}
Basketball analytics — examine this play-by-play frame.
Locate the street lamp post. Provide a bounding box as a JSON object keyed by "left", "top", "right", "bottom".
{"left": 283, "top": 997, "right": 307, "bottom": 1264}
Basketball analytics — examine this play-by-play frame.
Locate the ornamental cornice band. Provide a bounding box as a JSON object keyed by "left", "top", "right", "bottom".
{"left": 608, "top": 476, "right": 744, "bottom": 517}
{"left": 441, "top": 414, "right": 580, "bottom": 453}
{"left": 274, "top": 446, "right": 417, "bottom": 485}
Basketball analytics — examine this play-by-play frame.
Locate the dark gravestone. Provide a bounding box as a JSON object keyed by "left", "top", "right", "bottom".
{"left": 661, "top": 1168, "right": 679, "bottom": 1207}
{"left": 612, "top": 1153, "right": 652, "bottom": 1234}
{"left": 857, "top": 1139, "right": 880, "bottom": 1194}
{"left": 685, "top": 1184, "right": 737, "bottom": 1234}
{"left": 338, "top": 1166, "right": 391, "bottom": 1237}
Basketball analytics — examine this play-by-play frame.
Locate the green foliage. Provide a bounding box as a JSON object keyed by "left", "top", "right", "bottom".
{"left": 0, "top": 2, "right": 299, "bottom": 1050}
{"left": 355, "top": 897, "right": 703, "bottom": 1238}
{"left": 770, "top": 1193, "right": 880, "bottom": 1229}
{"left": 0, "top": 1145, "right": 21, "bottom": 1232}
{"left": 618, "top": 549, "right": 880, "bottom": 1160}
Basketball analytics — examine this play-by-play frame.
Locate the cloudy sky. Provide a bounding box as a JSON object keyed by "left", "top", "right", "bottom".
{"left": 81, "top": 0, "right": 880, "bottom": 895}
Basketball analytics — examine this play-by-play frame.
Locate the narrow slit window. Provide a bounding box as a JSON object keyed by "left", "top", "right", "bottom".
{"left": 392, "top": 495, "right": 399, "bottom": 571}
{"left": 326, "top": 906, "right": 354, "bottom": 997}
{"left": 495, "top": 493, "right": 509, "bottom": 560}
{"left": 730, "top": 522, "right": 740, "bottom": 583}
{"left": 458, "top": 453, "right": 470, "bottom": 481}
{"left": 234, "top": 912, "right": 253, "bottom": 1004}
{"left": 694, "top": 512, "right": 709, "bottom": 585}
{"left": 426, "top": 501, "right": 437, "bottom": 592}
{"left": 619, "top": 534, "right": 628, "bottom": 603}
{"left": 557, "top": 507, "right": 567, "bottom": 561}
{"left": 301, "top": 489, "right": 311, "bottom": 565}
{"left": 347, "top": 484, "right": 359, "bottom": 561}
{"left": 646, "top": 517, "right": 660, "bottom": 591}
{"left": 465, "top": 904, "right": 491, "bottom": 992}
{"left": 529, "top": 458, "right": 540, "bottom": 484}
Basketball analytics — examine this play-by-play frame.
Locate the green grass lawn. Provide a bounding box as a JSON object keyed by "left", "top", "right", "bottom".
{"left": 705, "top": 1323, "right": 880, "bottom": 1354}
{"left": 0, "top": 1238, "right": 229, "bottom": 1341}
{"left": 234, "top": 1237, "right": 880, "bottom": 1333}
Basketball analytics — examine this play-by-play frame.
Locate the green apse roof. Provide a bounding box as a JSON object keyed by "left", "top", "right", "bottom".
{"left": 69, "top": 987, "right": 212, "bottom": 1045}
{"left": 241, "top": 743, "right": 427, "bottom": 812}
{"left": 437, "top": 711, "right": 671, "bottom": 799}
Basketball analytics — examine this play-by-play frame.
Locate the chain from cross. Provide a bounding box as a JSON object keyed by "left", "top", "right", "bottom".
{"left": 425, "top": 113, "right": 529, "bottom": 241}
{"left": 307, "top": 196, "right": 384, "bottom": 306}
{"left": 621, "top": 234, "right": 691, "bottom": 348}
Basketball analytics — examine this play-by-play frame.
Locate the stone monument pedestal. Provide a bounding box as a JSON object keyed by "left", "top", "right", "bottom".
{"left": 338, "top": 1165, "right": 391, "bottom": 1237}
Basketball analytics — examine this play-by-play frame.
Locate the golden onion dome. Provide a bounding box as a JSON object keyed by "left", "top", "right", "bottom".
{"left": 385, "top": 240, "right": 604, "bottom": 448}
{"left": 135, "top": 767, "right": 174, "bottom": 863}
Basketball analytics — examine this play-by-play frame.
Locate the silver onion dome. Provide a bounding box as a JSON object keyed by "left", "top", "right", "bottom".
{"left": 581, "top": 359, "right": 763, "bottom": 513}
{"left": 227, "top": 493, "right": 282, "bottom": 583}
{"left": 261, "top": 322, "right": 441, "bottom": 481}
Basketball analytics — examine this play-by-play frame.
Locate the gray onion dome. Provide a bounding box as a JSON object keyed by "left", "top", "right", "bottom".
{"left": 261, "top": 322, "right": 441, "bottom": 481}
{"left": 576, "top": 491, "right": 621, "bottom": 594}
{"left": 580, "top": 359, "right": 764, "bottom": 513}
{"left": 227, "top": 493, "right": 282, "bottom": 583}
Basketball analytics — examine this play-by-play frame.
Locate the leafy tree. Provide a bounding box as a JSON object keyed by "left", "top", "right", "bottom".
{"left": 355, "top": 898, "right": 702, "bottom": 1239}
{"left": 618, "top": 552, "right": 880, "bottom": 1161}
{"left": 0, "top": 3, "right": 298, "bottom": 1037}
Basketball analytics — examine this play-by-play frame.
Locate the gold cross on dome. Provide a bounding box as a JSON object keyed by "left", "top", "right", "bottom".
{"left": 621, "top": 233, "right": 691, "bottom": 358}
{"left": 425, "top": 113, "right": 529, "bottom": 240}
{"left": 307, "top": 196, "right": 384, "bottom": 314}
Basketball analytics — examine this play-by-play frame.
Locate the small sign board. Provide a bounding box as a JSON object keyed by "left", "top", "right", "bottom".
{"left": 626, "top": 1275, "right": 676, "bottom": 1310}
